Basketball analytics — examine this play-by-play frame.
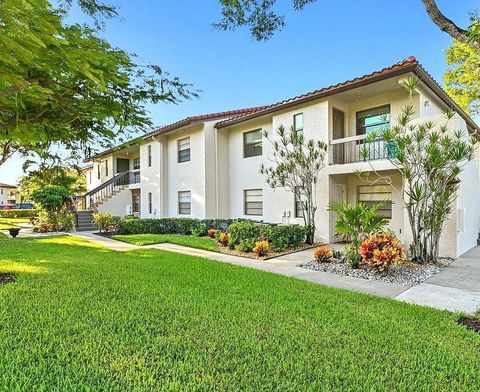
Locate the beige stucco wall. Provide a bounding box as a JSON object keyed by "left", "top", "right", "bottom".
{"left": 0, "top": 186, "right": 18, "bottom": 205}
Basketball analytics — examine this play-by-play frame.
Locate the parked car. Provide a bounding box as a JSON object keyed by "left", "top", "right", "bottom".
{"left": 14, "top": 203, "right": 34, "bottom": 209}
{"left": 0, "top": 204, "right": 14, "bottom": 210}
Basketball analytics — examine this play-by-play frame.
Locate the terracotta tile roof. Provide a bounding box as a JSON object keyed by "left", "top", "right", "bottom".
{"left": 0, "top": 183, "right": 16, "bottom": 188}
{"left": 143, "top": 106, "right": 267, "bottom": 138}
{"left": 90, "top": 106, "right": 266, "bottom": 159}
{"left": 214, "top": 56, "right": 479, "bottom": 133}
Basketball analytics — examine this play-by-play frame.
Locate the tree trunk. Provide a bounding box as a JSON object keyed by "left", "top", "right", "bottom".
{"left": 421, "top": 0, "right": 479, "bottom": 50}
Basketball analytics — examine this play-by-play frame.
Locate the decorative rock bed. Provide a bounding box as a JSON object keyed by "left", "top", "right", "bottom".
{"left": 298, "top": 257, "right": 454, "bottom": 286}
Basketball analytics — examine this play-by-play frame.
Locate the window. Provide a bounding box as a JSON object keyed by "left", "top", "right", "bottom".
{"left": 0, "top": 188, "right": 3, "bottom": 195}
{"left": 243, "top": 129, "right": 262, "bottom": 158}
{"left": 147, "top": 145, "right": 152, "bottom": 167}
{"left": 89, "top": 172, "right": 92, "bottom": 184}
{"left": 356, "top": 105, "right": 390, "bottom": 135}
{"left": 178, "top": 191, "right": 191, "bottom": 214}
{"left": 105, "top": 160, "right": 109, "bottom": 177}
{"left": 133, "top": 158, "right": 140, "bottom": 170}
{"left": 97, "top": 164, "right": 100, "bottom": 179}
{"left": 293, "top": 113, "right": 303, "bottom": 134}
{"left": 178, "top": 137, "right": 191, "bottom": 163}
{"left": 357, "top": 184, "right": 393, "bottom": 218}
{"left": 148, "top": 192, "right": 152, "bottom": 214}
{"left": 294, "top": 186, "right": 304, "bottom": 218}
{"left": 244, "top": 189, "right": 263, "bottom": 216}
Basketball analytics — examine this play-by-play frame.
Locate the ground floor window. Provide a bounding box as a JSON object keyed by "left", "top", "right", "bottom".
{"left": 148, "top": 192, "right": 152, "bottom": 214}
{"left": 244, "top": 189, "right": 263, "bottom": 216}
{"left": 178, "top": 191, "right": 191, "bottom": 215}
{"left": 357, "top": 184, "right": 392, "bottom": 218}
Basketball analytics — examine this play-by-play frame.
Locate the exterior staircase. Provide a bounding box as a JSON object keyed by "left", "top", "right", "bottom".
{"left": 73, "top": 171, "right": 134, "bottom": 231}
{"left": 75, "top": 211, "right": 97, "bottom": 231}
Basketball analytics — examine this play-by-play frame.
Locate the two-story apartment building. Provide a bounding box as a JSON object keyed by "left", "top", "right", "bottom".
{"left": 0, "top": 183, "right": 20, "bottom": 207}
{"left": 80, "top": 57, "right": 480, "bottom": 258}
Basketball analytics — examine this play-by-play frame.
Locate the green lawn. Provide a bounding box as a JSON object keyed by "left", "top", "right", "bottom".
{"left": 0, "top": 235, "right": 478, "bottom": 390}
{"left": 112, "top": 233, "right": 219, "bottom": 252}
{"left": 0, "top": 217, "right": 31, "bottom": 229}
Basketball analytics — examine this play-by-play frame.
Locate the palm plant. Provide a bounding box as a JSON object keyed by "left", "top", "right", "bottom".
{"left": 329, "top": 201, "right": 388, "bottom": 268}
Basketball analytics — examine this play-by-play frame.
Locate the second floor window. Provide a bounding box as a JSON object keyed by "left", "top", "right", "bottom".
{"left": 293, "top": 113, "right": 303, "bottom": 134}
{"left": 105, "top": 160, "right": 109, "bottom": 176}
{"left": 243, "top": 129, "right": 262, "bottom": 158}
{"left": 356, "top": 105, "right": 390, "bottom": 135}
{"left": 97, "top": 164, "right": 100, "bottom": 179}
{"left": 148, "top": 145, "right": 152, "bottom": 167}
{"left": 133, "top": 158, "right": 140, "bottom": 170}
{"left": 178, "top": 191, "right": 191, "bottom": 214}
{"left": 178, "top": 137, "right": 191, "bottom": 163}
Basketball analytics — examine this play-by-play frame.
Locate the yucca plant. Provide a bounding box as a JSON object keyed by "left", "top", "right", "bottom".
{"left": 328, "top": 201, "right": 388, "bottom": 268}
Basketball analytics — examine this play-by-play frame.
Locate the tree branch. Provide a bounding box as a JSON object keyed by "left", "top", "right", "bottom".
{"left": 421, "top": 0, "right": 479, "bottom": 49}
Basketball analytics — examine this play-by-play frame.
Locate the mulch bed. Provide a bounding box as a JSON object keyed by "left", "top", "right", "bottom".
{"left": 218, "top": 243, "right": 320, "bottom": 261}
{"left": 0, "top": 273, "right": 16, "bottom": 285}
{"left": 457, "top": 317, "right": 480, "bottom": 334}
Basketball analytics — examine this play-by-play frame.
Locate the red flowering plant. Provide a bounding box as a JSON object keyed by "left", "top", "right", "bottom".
{"left": 360, "top": 231, "right": 405, "bottom": 275}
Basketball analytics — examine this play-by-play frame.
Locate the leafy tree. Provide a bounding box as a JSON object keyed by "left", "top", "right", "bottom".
{"left": 365, "top": 77, "right": 476, "bottom": 263}
{"left": 0, "top": 0, "right": 198, "bottom": 167}
{"left": 18, "top": 160, "right": 86, "bottom": 200}
{"left": 260, "top": 125, "right": 327, "bottom": 244}
{"left": 215, "top": 0, "right": 480, "bottom": 48}
{"left": 444, "top": 40, "right": 480, "bottom": 117}
{"left": 31, "top": 185, "right": 70, "bottom": 212}
{"left": 328, "top": 201, "right": 388, "bottom": 268}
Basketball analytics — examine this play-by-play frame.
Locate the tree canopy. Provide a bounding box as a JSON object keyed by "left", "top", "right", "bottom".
{"left": 215, "top": 0, "right": 480, "bottom": 47}
{"left": 445, "top": 41, "right": 480, "bottom": 117}
{"left": 0, "top": 0, "right": 198, "bottom": 167}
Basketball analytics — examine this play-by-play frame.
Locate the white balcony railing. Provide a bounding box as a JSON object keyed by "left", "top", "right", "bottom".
{"left": 329, "top": 134, "right": 390, "bottom": 165}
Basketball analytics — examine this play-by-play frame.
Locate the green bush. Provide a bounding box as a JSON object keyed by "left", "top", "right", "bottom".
{"left": 35, "top": 210, "right": 74, "bottom": 232}
{"left": 262, "top": 225, "right": 306, "bottom": 252}
{"left": 191, "top": 223, "right": 207, "bottom": 237}
{"left": 0, "top": 209, "right": 40, "bottom": 219}
{"left": 228, "top": 220, "right": 263, "bottom": 245}
{"left": 92, "top": 213, "right": 121, "bottom": 233}
{"left": 236, "top": 238, "right": 256, "bottom": 253}
{"left": 117, "top": 218, "right": 235, "bottom": 236}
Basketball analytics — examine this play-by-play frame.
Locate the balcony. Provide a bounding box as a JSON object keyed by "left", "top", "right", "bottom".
{"left": 329, "top": 135, "right": 393, "bottom": 165}
{"left": 130, "top": 170, "right": 141, "bottom": 184}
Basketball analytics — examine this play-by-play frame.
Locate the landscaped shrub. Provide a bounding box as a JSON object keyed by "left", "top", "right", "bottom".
{"left": 236, "top": 238, "right": 256, "bottom": 253}
{"left": 0, "top": 209, "right": 40, "bottom": 219}
{"left": 117, "top": 218, "right": 235, "bottom": 236}
{"left": 191, "top": 223, "right": 207, "bottom": 237}
{"left": 207, "top": 229, "right": 220, "bottom": 238}
{"left": 228, "top": 220, "right": 263, "bottom": 245}
{"left": 313, "top": 246, "right": 333, "bottom": 262}
{"left": 92, "top": 213, "right": 121, "bottom": 233}
{"left": 35, "top": 210, "right": 74, "bottom": 232}
{"left": 360, "top": 231, "right": 405, "bottom": 275}
{"left": 262, "top": 224, "right": 305, "bottom": 252}
{"left": 253, "top": 240, "right": 269, "bottom": 257}
{"left": 218, "top": 232, "right": 230, "bottom": 246}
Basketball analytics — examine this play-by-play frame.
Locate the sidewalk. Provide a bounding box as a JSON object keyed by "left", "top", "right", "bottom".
{"left": 71, "top": 232, "right": 480, "bottom": 314}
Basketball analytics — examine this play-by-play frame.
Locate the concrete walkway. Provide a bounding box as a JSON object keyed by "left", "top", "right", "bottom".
{"left": 71, "top": 232, "right": 480, "bottom": 314}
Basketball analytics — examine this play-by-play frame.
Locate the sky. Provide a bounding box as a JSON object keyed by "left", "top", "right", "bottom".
{"left": 0, "top": 0, "right": 477, "bottom": 184}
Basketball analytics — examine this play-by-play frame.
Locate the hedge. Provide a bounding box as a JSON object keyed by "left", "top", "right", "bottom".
{"left": 117, "top": 217, "right": 306, "bottom": 252}
{"left": 117, "top": 218, "right": 235, "bottom": 236}
{"left": 0, "top": 209, "right": 40, "bottom": 219}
